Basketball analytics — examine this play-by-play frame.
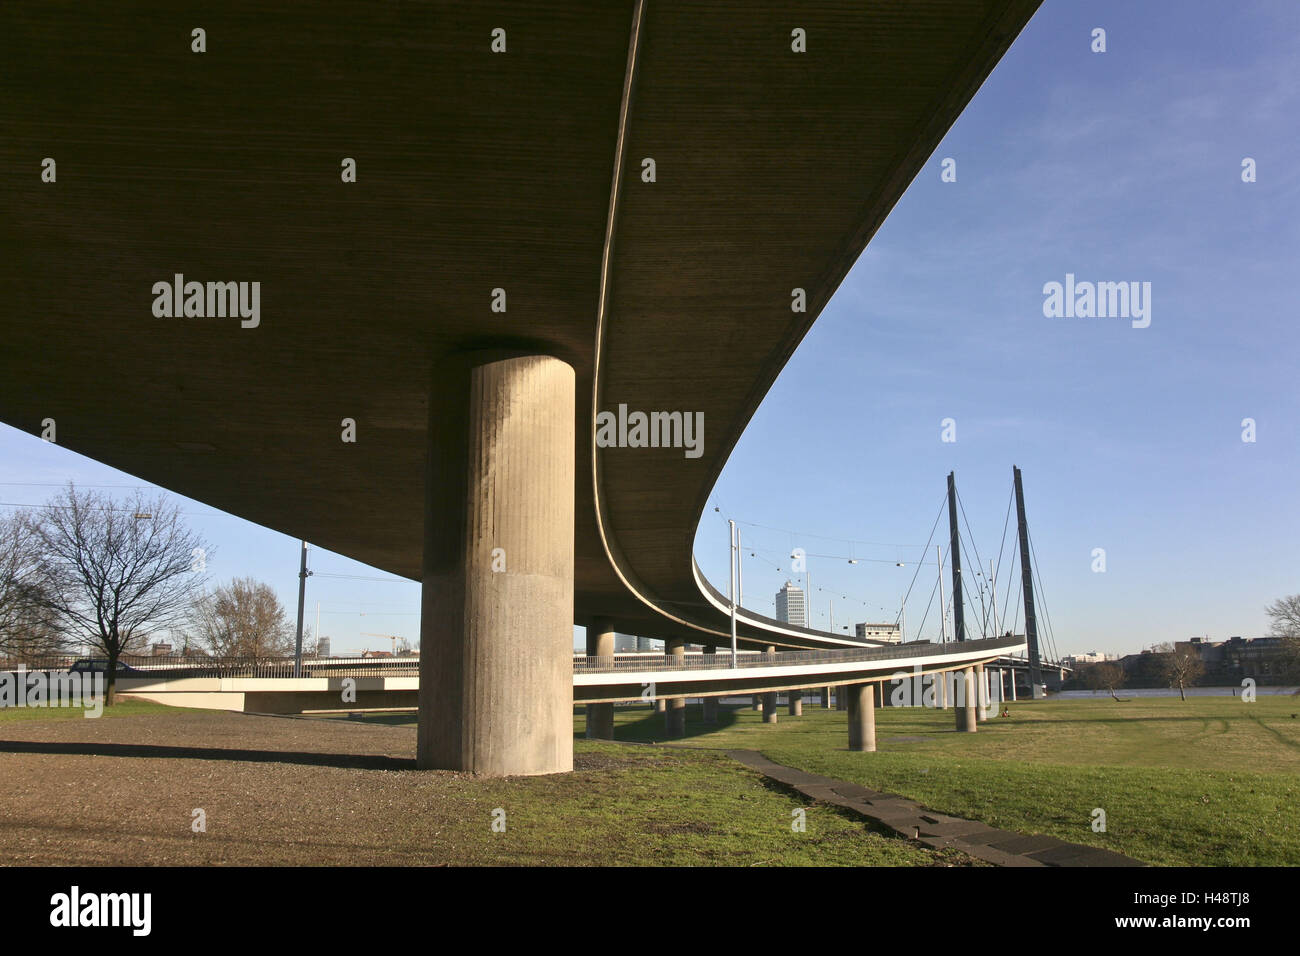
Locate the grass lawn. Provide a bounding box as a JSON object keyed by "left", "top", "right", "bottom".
{"left": 0, "top": 697, "right": 182, "bottom": 724}
{"left": 585, "top": 694, "right": 1300, "bottom": 866}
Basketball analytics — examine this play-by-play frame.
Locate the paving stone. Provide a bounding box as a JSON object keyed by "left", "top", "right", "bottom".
{"left": 918, "top": 821, "right": 1003, "bottom": 839}
{"left": 989, "top": 834, "right": 1069, "bottom": 855}
{"left": 830, "top": 783, "right": 879, "bottom": 800}
{"left": 1032, "top": 845, "right": 1146, "bottom": 867}
{"left": 722, "top": 750, "right": 1144, "bottom": 868}
{"left": 957, "top": 842, "right": 1047, "bottom": 866}
{"left": 941, "top": 827, "right": 1022, "bottom": 846}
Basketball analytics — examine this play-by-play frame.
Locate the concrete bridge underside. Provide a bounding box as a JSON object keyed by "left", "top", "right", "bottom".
{"left": 0, "top": 1, "right": 1044, "bottom": 773}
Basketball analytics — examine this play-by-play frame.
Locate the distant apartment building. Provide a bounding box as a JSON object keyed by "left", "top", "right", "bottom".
{"left": 855, "top": 622, "right": 901, "bottom": 644}
{"left": 1062, "top": 651, "right": 1114, "bottom": 667}
{"left": 775, "top": 581, "right": 807, "bottom": 627}
{"left": 614, "top": 633, "right": 639, "bottom": 653}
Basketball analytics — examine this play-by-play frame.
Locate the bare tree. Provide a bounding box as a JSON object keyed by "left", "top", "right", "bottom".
{"left": 27, "top": 484, "right": 209, "bottom": 704}
{"left": 1154, "top": 642, "right": 1205, "bottom": 701}
{"left": 1266, "top": 595, "right": 1300, "bottom": 679}
{"left": 0, "top": 511, "right": 59, "bottom": 658}
{"left": 1085, "top": 661, "right": 1127, "bottom": 700}
{"left": 188, "top": 577, "right": 295, "bottom": 659}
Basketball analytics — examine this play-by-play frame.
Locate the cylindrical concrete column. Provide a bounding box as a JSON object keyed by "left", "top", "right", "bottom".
{"left": 585, "top": 618, "right": 615, "bottom": 740}
{"left": 417, "top": 352, "right": 575, "bottom": 775}
{"left": 847, "top": 683, "right": 876, "bottom": 752}
{"left": 821, "top": 686, "right": 831, "bottom": 708}
{"left": 665, "top": 697, "right": 686, "bottom": 736}
{"left": 836, "top": 685, "right": 847, "bottom": 710}
{"left": 656, "top": 698, "right": 666, "bottom": 713}
{"left": 665, "top": 638, "right": 686, "bottom": 737}
{"left": 788, "top": 691, "right": 802, "bottom": 716}
{"left": 957, "top": 666, "right": 977, "bottom": 733}
{"left": 752, "top": 695, "right": 761, "bottom": 711}
{"left": 976, "top": 662, "right": 988, "bottom": 722}
{"left": 763, "top": 692, "right": 779, "bottom": 723}
{"left": 701, "top": 646, "right": 719, "bottom": 723}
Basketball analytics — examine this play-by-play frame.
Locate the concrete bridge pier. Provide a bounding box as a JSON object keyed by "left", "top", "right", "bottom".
{"left": 956, "top": 667, "right": 977, "bottom": 733}
{"left": 847, "top": 683, "right": 876, "bottom": 752}
{"left": 664, "top": 638, "right": 686, "bottom": 737}
{"left": 788, "top": 691, "right": 802, "bottom": 716}
{"left": 417, "top": 352, "right": 575, "bottom": 776}
{"left": 656, "top": 698, "right": 666, "bottom": 713}
{"left": 585, "top": 619, "right": 616, "bottom": 740}
{"left": 821, "top": 686, "right": 831, "bottom": 708}
{"left": 701, "top": 647, "right": 719, "bottom": 722}
{"left": 972, "top": 665, "right": 987, "bottom": 723}
{"left": 763, "top": 692, "right": 779, "bottom": 723}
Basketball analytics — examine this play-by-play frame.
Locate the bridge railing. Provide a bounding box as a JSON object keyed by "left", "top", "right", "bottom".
{"left": 572, "top": 635, "right": 1024, "bottom": 673}
{"left": 0, "top": 655, "right": 421, "bottom": 680}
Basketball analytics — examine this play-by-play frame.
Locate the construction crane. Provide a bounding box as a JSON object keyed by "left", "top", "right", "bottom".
{"left": 361, "top": 632, "right": 407, "bottom": 655}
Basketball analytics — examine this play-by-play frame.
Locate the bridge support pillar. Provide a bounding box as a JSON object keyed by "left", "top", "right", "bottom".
{"left": 656, "top": 698, "right": 666, "bottom": 713}
{"left": 836, "top": 686, "right": 847, "bottom": 710}
{"left": 788, "top": 691, "right": 802, "bottom": 716}
{"left": 763, "top": 692, "right": 779, "bottom": 723}
{"left": 847, "top": 683, "right": 876, "bottom": 752}
{"left": 975, "top": 662, "right": 988, "bottom": 723}
{"left": 417, "top": 352, "right": 575, "bottom": 776}
{"left": 702, "top": 647, "right": 719, "bottom": 722}
{"left": 752, "top": 695, "right": 761, "bottom": 711}
{"left": 957, "top": 667, "right": 977, "bottom": 733}
{"left": 585, "top": 618, "right": 615, "bottom": 740}
{"left": 821, "top": 686, "right": 831, "bottom": 708}
{"left": 664, "top": 638, "right": 686, "bottom": 737}
{"left": 665, "top": 698, "right": 686, "bottom": 737}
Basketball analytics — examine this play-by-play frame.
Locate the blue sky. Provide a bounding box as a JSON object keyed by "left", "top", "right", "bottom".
{"left": 3, "top": 0, "right": 1297, "bottom": 657}
{"left": 694, "top": 0, "right": 1300, "bottom": 655}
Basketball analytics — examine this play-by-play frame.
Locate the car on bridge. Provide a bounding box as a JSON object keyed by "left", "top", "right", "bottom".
{"left": 68, "top": 659, "right": 145, "bottom": 676}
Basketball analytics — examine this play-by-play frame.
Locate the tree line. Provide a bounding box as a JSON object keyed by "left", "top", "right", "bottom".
{"left": 0, "top": 484, "right": 311, "bottom": 703}
{"left": 1077, "top": 604, "right": 1300, "bottom": 701}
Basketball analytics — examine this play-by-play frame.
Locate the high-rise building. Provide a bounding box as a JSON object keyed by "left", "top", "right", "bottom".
{"left": 614, "top": 633, "right": 639, "bottom": 653}
{"left": 775, "top": 581, "right": 807, "bottom": 627}
{"left": 855, "top": 622, "right": 901, "bottom": 644}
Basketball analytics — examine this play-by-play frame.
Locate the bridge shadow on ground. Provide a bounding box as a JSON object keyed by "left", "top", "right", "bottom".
{"left": 595, "top": 702, "right": 743, "bottom": 744}
{"left": 0, "top": 739, "right": 415, "bottom": 771}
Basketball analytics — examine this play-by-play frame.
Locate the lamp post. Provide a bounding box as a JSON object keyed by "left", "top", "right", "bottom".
{"left": 728, "top": 520, "right": 738, "bottom": 668}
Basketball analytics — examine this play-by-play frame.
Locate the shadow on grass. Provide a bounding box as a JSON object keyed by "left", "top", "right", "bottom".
{"left": 0, "top": 739, "right": 415, "bottom": 771}
{"left": 605, "top": 702, "right": 742, "bottom": 744}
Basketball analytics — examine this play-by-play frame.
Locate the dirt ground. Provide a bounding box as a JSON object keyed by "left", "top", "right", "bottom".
{"left": 0, "top": 710, "right": 469, "bottom": 865}
{"left": 0, "top": 709, "right": 960, "bottom": 866}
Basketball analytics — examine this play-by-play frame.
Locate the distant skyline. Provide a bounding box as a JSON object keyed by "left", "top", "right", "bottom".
{"left": 3, "top": 0, "right": 1297, "bottom": 658}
